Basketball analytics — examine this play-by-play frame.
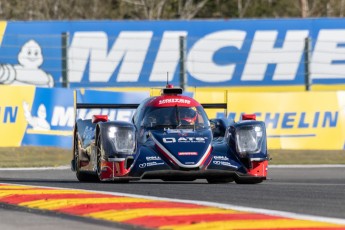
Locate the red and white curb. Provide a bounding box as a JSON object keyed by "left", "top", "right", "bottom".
{"left": 0, "top": 183, "right": 344, "bottom": 229}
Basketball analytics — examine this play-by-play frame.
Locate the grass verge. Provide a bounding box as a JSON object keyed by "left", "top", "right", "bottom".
{"left": 269, "top": 149, "right": 345, "bottom": 165}
{"left": 0, "top": 147, "right": 71, "bottom": 168}
{"left": 0, "top": 147, "right": 344, "bottom": 168}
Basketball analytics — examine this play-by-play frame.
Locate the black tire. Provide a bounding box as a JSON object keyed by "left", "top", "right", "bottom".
{"left": 75, "top": 135, "right": 98, "bottom": 182}
{"left": 234, "top": 178, "right": 263, "bottom": 184}
{"left": 206, "top": 178, "right": 234, "bottom": 184}
{"left": 162, "top": 178, "right": 196, "bottom": 182}
{"left": 96, "top": 134, "right": 103, "bottom": 181}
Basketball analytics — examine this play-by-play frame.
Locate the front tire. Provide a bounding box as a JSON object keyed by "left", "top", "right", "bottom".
{"left": 207, "top": 178, "right": 234, "bottom": 184}
{"left": 75, "top": 135, "right": 98, "bottom": 182}
{"left": 234, "top": 178, "right": 264, "bottom": 184}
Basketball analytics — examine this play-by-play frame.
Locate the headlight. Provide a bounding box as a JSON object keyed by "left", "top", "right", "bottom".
{"left": 235, "top": 125, "right": 263, "bottom": 156}
{"left": 108, "top": 127, "right": 135, "bottom": 154}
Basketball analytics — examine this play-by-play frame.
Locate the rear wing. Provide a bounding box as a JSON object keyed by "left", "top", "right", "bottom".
{"left": 74, "top": 103, "right": 228, "bottom": 119}
{"left": 73, "top": 87, "right": 228, "bottom": 119}
{"left": 75, "top": 103, "right": 226, "bottom": 110}
{"left": 74, "top": 103, "right": 140, "bottom": 121}
{"left": 201, "top": 103, "right": 227, "bottom": 109}
{"left": 202, "top": 103, "right": 227, "bottom": 115}
{"left": 76, "top": 103, "right": 139, "bottom": 109}
{"left": 73, "top": 89, "right": 141, "bottom": 121}
{"left": 76, "top": 103, "right": 226, "bottom": 109}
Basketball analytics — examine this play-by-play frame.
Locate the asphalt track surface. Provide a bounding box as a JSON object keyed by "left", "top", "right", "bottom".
{"left": 0, "top": 166, "right": 344, "bottom": 229}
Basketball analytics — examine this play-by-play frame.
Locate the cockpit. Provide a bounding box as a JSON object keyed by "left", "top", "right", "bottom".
{"left": 142, "top": 106, "right": 210, "bottom": 130}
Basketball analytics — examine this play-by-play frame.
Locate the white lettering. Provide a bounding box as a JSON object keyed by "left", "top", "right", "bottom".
{"left": 116, "top": 110, "right": 132, "bottom": 121}
{"left": 214, "top": 156, "right": 229, "bottom": 161}
{"left": 150, "top": 31, "right": 188, "bottom": 81}
{"left": 51, "top": 106, "right": 74, "bottom": 127}
{"left": 311, "top": 29, "right": 345, "bottom": 79}
{"left": 242, "top": 30, "right": 308, "bottom": 81}
{"left": 163, "top": 137, "right": 176, "bottom": 143}
{"left": 158, "top": 99, "right": 191, "bottom": 104}
{"left": 146, "top": 156, "right": 162, "bottom": 161}
{"left": 66, "top": 28, "right": 345, "bottom": 85}
{"left": 68, "top": 31, "right": 152, "bottom": 83}
{"left": 187, "top": 30, "right": 246, "bottom": 82}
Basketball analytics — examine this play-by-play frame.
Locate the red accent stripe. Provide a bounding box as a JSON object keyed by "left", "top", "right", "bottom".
{"left": 155, "top": 140, "right": 211, "bottom": 168}
{"left": 200, "top": 145, "right": 212, "bottom": 166}
{"left": 155, "top": 143, "right": 177, "bottom": 166}
{"left": 0, "top": 194, "right": 117, "bottom": 204}
{"left": 57, "top": 201, "right": 201, "bottom": 215}
{"left": 125, "top": 213, "right": 282, "bottom": 228}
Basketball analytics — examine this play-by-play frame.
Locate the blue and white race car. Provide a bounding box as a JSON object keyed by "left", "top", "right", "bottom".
{"left": 71, "top": 86, "right": 269, "bottom": 184}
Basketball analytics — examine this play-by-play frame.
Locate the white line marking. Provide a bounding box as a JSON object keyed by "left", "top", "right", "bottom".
{"left": 0, "top": 166, "right": 70, "bottom": 171}
{"left": 269, "top": 164, "right": 345, "bottom": 168}
{"left": 2, "top": 182, "right": 345, "bottom": 225}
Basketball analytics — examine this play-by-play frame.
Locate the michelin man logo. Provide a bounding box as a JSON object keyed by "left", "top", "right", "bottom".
{"left": 23, "top": 101, "right": 50, "bottom": 130}
{"left": 0, "top": 40, "right": 53, "bottom": 87}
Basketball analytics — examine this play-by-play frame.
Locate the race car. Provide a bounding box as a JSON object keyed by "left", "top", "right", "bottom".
{"left": 71, "top": 86, "right": 269, "bottom": 184}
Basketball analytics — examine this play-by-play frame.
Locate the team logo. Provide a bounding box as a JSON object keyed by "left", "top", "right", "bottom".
{"left": 163, "top": 137, "right": 207, "bottom": 143}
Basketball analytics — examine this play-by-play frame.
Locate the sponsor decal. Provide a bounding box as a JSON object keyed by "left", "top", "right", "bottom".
{"left": 214, "top": 156, "right": 229, "bottom": 161}
{"left": 159, "top": 98, "right": 191, "bottom": 105}
{"left": 163, "top": 137, "right": 207, "bottom": 143}
{"left": 227, "top": 111, "right": 338, "bottom": 129}
{"left": 146, "top": 156, "right": 162, "bottom": 161}
{"left": 178, "top": 152, "right": 198, "bottom": 156}
{"left": 139, "top": 162, "right": 164, "bottom": 168}
{"left": 213, "top": 161, "right": 238, "bottom": 168}
{"left": 163, "top": 137, "right": 176, "bottom": 143}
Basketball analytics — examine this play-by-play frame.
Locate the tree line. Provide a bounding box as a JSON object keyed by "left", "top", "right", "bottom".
{"left": 0, "top": 0, "right": 344, "bottom": 20}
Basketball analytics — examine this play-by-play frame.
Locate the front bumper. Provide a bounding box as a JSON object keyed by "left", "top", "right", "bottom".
{"left": 141, "top": 169, "right": 266, "bottom": 181}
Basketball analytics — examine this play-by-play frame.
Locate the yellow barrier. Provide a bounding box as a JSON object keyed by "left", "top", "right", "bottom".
{"left": 196, "top": 90, "right": 345, "bottom": 150}
{"left": 0, "top": 86, "right": 35, "bottom": 146}
{"left": 1, "top": 85, "right": 344, "bottom": 150}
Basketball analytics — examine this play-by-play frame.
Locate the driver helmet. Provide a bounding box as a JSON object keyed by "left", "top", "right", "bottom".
{"left": 180, "top": 107, "right": 197, "bottom": 125}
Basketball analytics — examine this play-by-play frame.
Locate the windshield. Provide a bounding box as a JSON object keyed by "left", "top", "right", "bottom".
{"left": 142, "top": 106, "right": 210, "bottom": 130}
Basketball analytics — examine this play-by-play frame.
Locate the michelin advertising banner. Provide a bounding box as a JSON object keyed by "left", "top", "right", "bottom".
{"left": 0, "top": 19, "right": 345, "bottom": 89}
{"left": 195, "top": 91, "right": 345, "bottom": 150}
{"left": 0, "top": 86, "right": 149, "bottom": 148}
{"left": 1, "top": 85, "right": 345, "bottom": 150}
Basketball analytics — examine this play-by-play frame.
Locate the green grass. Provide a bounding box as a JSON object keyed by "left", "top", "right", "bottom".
{"left": 269, "top": 149, "right": 345, "bottom": 165}
{"left": 0, "top": 147, "right": 344, "bottom": 168}
{"left": 0, "top": 146, "right": 71, "bottom": 168}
